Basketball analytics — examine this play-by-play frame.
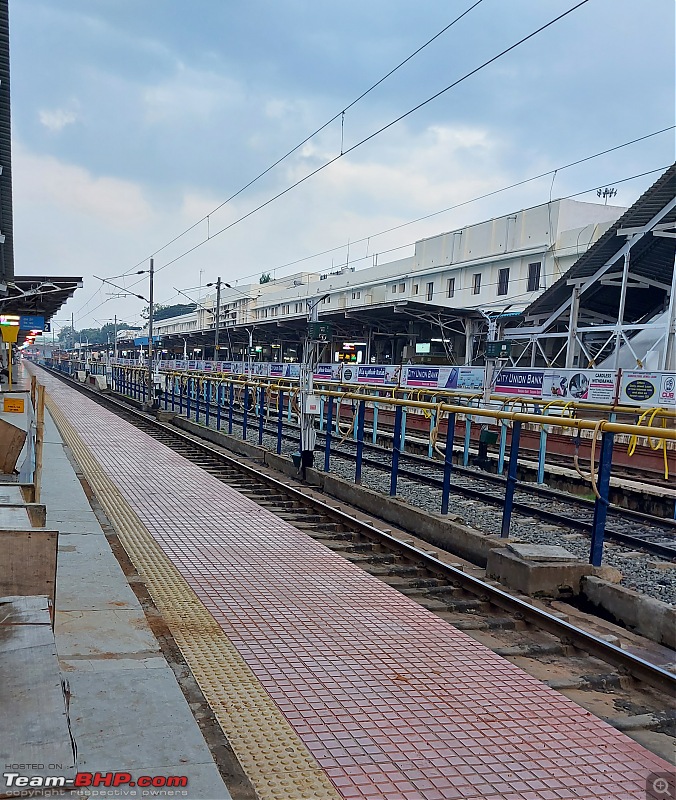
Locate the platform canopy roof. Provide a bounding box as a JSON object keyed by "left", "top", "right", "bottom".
{"left": 1, "top": 275, "right": 82, "bottom": 342}
{"left": 523, "top": 164, "right": 676, "bottom": 328}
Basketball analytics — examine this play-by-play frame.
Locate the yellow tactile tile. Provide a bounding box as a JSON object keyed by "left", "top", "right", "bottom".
{"left": 47, "top": 397, "right": 341, "bottom": 800}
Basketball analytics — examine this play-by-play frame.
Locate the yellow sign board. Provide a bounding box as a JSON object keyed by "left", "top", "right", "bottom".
{"left": 3, "top": 397, "right": 25, "bottom": 413}
{"left": 0, "top": 324, "right": 19, "bottom": 343}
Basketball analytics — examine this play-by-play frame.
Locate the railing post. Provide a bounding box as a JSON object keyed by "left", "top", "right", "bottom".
{"left": 258, "top": 386, "right": 265, "bottom": 446}
{"left": 355, "top": 400, "right": 366, "bottom": 484}
{"left": 390, "top": 404, "right": 403, "bottom": 496}
{"left": 205, "top": 380, "right": 211, "bottom": 426}
{"left": 441, "top": 413, "right": 456, "bottom": 515}
{"left": 498, "top": 421, "right": 508, "bottom": 474}
{"left": 428, "top": 407, "right": 436, "bottom": 459}
{"left": 216, "top": 383, "right": 222, "bottom": 430}
{"left": 243, "top": 384, "right": 249, "bottom": 439}
{"left": 324, "top": 396, "right": 333, "bottom": 471}
{"left": 372, "top": 398, "right": 379, "bottom": 444}
{"left": 537, "top": 426, "right": 547, "bottom": 484}
{"left": 589, "top": 430, "right": 614, "bottom": 567}
{"left": 195, "top": 379, "right": 201, "bottom": 423}
{"left": 500, "top": 421, "right": 522, "bottom": 538}
{"left": 277, "top": 390, "right": 284, "bottom": 454}
{"left": 228, "top": 382, "right": 234, "bottom": 434}
{"left": 186, "top": 377, "right": 191, "bottom": 419}
{"left": 463, "top": 415, "right": 472, "bottom": 466}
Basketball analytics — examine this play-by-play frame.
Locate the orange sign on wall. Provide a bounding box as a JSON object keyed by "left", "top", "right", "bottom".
{"left": 3, "top": 397, "right": 25, "bottom": 413}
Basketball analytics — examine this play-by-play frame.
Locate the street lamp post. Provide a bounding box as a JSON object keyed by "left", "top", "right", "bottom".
{"left": 147, "top": 258, "right": 155, "bottom": 408}
{"left": 214, "top": 276, "right": 222, "bottom": 361}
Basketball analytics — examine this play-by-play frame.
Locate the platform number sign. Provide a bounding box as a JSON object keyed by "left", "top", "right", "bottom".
{"left": 308, "top": 322, "right": 332, "bottom": 342}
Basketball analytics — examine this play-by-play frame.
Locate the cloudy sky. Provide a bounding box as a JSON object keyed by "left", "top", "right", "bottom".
{"left": 10, "top": 0, "right": 675, "bottom": 330}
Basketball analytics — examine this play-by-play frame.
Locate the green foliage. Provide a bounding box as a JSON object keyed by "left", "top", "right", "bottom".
{"left": 141, "top": 303, "right": 196, "bottom": 321}
{"left": 259, "top": 273, "right": 272, "bottom": 284}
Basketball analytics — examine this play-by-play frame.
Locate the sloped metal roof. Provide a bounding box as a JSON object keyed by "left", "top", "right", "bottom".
{"left": 525, "top": 164, "right": 676, "bottom": 321}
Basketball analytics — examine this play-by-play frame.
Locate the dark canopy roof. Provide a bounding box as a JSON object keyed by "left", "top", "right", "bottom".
{"left": 2, "top": 275, "right": 82, "bottom": 342}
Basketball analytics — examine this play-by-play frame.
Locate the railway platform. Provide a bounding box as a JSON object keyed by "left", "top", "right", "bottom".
{"left": 24, "top": 363, "right": 675, "bottom": 800}
{"left": 1, "top": 367, "right": 232, "bottom": 798}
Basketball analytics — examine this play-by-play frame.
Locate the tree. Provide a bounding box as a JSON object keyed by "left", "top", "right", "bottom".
{"left": 141, "top": 303, "right": 196, "bottom": 321}
{"left": 259, "top": 273, "right": 272, "bottom": 284}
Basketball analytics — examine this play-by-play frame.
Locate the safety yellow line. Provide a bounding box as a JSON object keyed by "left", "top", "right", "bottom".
{"left": 47, "top": 396, "right": 341, "bottom": 800}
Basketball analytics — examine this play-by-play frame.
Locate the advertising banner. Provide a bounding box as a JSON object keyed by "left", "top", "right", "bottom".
{"left": 250, "top": 362, "right": 269, "bottom": 376}
{"left": 619, "top": 371, "right": 676, "bottom": 408}
{"left": 494, "top": 369, "right": 544, "bottom": 397}
{"left": 541, "top": 369, "right": 617, "bottom": 405}
{"left": 313, "top": 363, "right": 342, "bottom": 382}
{"left": 341, "top": 364, "right": 401, "bottom": 386}
{"left": 400, "top": 366, "right": 485, "bottom": 391}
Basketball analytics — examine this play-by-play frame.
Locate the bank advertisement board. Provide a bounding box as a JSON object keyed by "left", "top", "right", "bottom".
{"left": 494, "top": 369, "right": 543, "bottom": 397}
{"left": 400, "top": 366, "right": 485, "bottom": 391}
{"left": 494, "top": 368, "right": 618, "bottom": 403}
{"left": 619, "top": 371, "right": 676, "bottom": 408}
{"left": 268, "top": 362, "right": 301, "bottom": 379}
{"left": 341, "top": 364, "right": 401, "bottom": 386}
{"left": 313, "top": 363, "right": 342, "bottom": 382}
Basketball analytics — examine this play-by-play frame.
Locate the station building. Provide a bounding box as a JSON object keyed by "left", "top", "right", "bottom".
{"left": 136, "top": 198, "right": 624, "bottom": 365}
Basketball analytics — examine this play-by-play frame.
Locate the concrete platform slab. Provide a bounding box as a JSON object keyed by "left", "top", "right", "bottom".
{"left": 55, "top": 608, "right": 162, "bottom": 658}
{"left": 0, "top": 384, "right": 232, "bottom": 800}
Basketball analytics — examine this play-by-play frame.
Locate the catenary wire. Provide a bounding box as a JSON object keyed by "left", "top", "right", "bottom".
{"left": 108, "top": 1, "right": 486, "bottom": 283}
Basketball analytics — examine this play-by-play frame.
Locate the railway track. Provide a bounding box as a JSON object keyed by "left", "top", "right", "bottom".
{"left": 44, "top": 367, "right": 676, "bottom": 762}
{"left": 151, "top": 388, "right": 676, "bottom": 560}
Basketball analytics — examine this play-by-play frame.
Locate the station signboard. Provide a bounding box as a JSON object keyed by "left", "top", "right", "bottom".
{"left": 19, "top": 315, "right": 45, "bottom": 331}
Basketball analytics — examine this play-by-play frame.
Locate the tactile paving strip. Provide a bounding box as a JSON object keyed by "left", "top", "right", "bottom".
{"left": 47, "top": 398, "right": 342, "bottom": 800}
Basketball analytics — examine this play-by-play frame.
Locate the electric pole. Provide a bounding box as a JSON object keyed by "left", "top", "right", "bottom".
{"left": 113, "top": 314, "right": 118, "bottom": 364}
{"left": 214, "top": 276, "right": 222, "bottom": 361}
{"left": 147, "top": 258, "right": 155, "bottom": 408}
{"left": 299, "top": 294, "right": 330, "bottom": 475}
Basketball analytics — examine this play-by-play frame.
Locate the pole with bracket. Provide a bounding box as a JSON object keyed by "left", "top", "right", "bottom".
{"left": 147, "top": 258, "right": 155, "bottom": 409}
{"left": 214, "top": 276, "right": 222, "bottom": 361}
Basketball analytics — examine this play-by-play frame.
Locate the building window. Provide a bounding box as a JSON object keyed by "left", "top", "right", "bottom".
{"left": 497, "top": 268, "right": 510, "bottom": 296}
{"left": 391, "top": 284, "right": 397, "bottom": 293}
{"left": 446, "top": 277, "right": 455, "bottom": 298}
{"left": 426, "top": 281, "right": 434, "bottom": 301}
{"left": 528, "top": 262, "right": 541, "bottom": 292}
{"left": 399, "top": 283, "right": 405, "bottom": 293}
{"left": 326, "top": 295, "right": 330, "bottom": 304}
{"left": 472, "top": 273, "right": 481, "bottom": 295}
{"left": 351, "top": 291, "right": 360, "bottom": 300}
{"left": 413, "top": 284, "right": 419, "bottom": 295}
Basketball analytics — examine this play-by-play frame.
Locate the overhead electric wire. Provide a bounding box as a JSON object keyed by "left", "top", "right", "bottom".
{"left": 220, "top": 126, "right": 675, "bottom": 287}
{"left": 146, "top": 0, "right": 592, "bottom": 280}
{"left": 108, "top": 0, "right": 485, "bottom": 283}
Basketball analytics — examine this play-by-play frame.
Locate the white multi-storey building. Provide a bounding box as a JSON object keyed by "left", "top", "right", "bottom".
{"left": 150, "top": 198, "right": 625, "bottom": 363}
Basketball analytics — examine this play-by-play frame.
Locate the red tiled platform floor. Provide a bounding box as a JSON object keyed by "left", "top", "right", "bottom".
{"left": 37, "top": 367, "right": 670, "bottom": 800}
